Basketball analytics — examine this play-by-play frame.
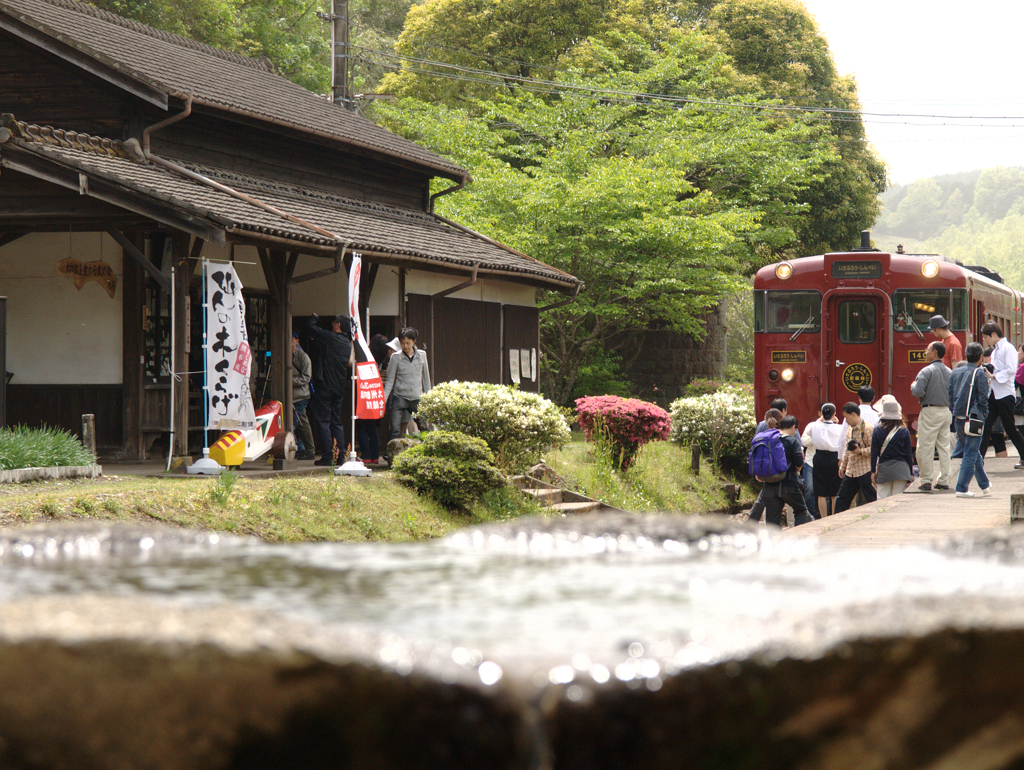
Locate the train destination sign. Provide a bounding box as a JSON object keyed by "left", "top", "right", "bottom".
{"left": 908, "top": 350, "right": 928, "bottom": 363}
{"left": 771, "top": 351, "right": 806, "bottom": 363}
{"left": 831, "top": 261, "right": 883, "bottom": 280}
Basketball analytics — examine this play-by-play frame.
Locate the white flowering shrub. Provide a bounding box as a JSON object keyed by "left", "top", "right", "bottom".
{"left": 418, "top": 381, "right": 571, "bottom": 472}
{"left": 669, "top": 385, "right": 756, "bottom": 470}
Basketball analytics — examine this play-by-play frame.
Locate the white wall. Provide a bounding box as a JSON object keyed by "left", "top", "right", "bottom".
{"left": 287, "top": 257, "right": 538, "bottom": 318}
{"left": 0, "top": 232, "right": 123, "bottom": 384}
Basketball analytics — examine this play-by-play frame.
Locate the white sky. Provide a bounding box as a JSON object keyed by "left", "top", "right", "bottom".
{"left": 800, "top": 0, "right": 1024, "bottom": 186}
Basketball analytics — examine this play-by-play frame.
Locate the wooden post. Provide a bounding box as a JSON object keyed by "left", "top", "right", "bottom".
{"left": 1011, "top": 494, "right": 1024, "bottom": 524}
{"left": 81, "top": 414, "right": 96, "bottom": 459}
{"left": 170, "top": 233, "right": 191, "bottom": 464}
{"left": 121, "top": 232, "right": 145, "bottom": 459}
{"left": 259, "top": 249, "right": 291, "bottom": 428}
{"left": 691, "top": 445, "right": 700, "bottom": 475}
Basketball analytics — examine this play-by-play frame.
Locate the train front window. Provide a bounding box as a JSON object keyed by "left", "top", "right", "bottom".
{"left": 838, "top": 301, "right": 876, "bottom": 344}
{"left": 892, "top": 289, "right": 968, "bottom": 332}
{"left": 756, "top": 291, "right": 821, "bottom": 334}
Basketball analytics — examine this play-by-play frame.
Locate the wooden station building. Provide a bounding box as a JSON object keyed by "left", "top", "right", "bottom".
{"left": 0, "top": 0, "right": 580, "bottom": 460}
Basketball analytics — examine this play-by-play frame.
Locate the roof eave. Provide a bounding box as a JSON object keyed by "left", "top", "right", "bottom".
{"left": 0, "top": 6, "right": 169, "bottom": 109}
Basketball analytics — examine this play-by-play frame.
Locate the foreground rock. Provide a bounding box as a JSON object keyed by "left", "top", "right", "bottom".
{"left": 1, "top": 519, "right": 1024, "bottom": 768}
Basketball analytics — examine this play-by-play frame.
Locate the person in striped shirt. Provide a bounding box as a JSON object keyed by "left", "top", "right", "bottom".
{"left": 835, "top": 402, "right": 876, "bottom": 513}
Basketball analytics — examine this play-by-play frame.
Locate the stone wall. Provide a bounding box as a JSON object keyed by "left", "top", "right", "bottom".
{"left": 620, "top": 301, "right": 728, "bottom": 407}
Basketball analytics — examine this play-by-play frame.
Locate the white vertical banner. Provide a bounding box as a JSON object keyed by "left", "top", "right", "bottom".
{"left": 205, "top": 259, "right": 256, "bottom": 429}
{"left": 348, "top": 253, "right": 385, "bottom": 419}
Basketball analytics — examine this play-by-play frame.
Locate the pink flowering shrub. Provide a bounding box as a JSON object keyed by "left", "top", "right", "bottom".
{"left": 575, "top": 395, "right": 672, "bottom": 469}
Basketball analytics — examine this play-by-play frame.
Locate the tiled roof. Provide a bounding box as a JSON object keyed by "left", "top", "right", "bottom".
{"left": 1, "top": 121, "right": 579, "bottom": 291}
{"left": 0, "top": 0, "right": 468, "bottom": 179}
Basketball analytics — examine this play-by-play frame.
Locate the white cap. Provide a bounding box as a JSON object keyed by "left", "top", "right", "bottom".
{"left": 386, "top": 337, "right": 402, "bottom": 353}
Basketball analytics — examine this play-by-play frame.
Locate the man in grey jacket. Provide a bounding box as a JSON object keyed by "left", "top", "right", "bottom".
{"left": 910, "top": 340, "right": 952, "bottom": 492}
{"left": 383, "top": 327, "right": 431, "bottom": 440}
{"left": 291, "top": 332, "right": 315, "bottom": 461}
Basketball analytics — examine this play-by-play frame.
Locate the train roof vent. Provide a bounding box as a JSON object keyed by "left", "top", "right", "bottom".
{"left": 964, "top": 265, "right": 1004, "bottom": 283}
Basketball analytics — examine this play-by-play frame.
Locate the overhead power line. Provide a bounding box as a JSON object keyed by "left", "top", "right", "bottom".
{"left": 356, "top": 47, "right": 1024, "bottom": 127}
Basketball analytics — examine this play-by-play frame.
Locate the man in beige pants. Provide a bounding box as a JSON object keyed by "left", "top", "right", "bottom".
{"left": 910, "top": 340, "right": 953, "bottom": 492}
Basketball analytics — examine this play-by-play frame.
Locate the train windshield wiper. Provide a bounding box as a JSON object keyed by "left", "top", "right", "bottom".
{"left": 790, "top": 316, "right": 814, "bottom": 341}
{"left": 902, "top": 299, "right": 924, "bottom": 339}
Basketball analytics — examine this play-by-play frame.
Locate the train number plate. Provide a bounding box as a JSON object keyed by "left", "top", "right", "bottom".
{"left": 908, "top": 350, "right": 928, "bottom": 362}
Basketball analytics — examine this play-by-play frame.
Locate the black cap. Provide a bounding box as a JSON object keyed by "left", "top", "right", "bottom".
{"left": 929, "top": 314, "right": 949, "bottom": 330}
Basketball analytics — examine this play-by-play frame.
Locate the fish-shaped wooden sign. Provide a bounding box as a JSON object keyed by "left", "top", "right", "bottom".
{"left": 56, "top": 258, "right": 117, "bottom": 298}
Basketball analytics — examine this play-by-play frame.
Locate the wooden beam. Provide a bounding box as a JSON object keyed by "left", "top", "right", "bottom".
{"left": 2, "top": 151, "right": 226, "bottom": 245}
{"left": 256, "top": 246, "right": 280, "bottom": 302}
{"left": 359, "top": 261, "right": 379, "bottom": 321}
{"left": 0, "top": 233, "right": 26, "bottom": 249}
{"left": 107, "top": 226, "right": 171, "bottom": 293}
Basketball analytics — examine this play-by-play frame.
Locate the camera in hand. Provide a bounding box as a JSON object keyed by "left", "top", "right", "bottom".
{"left": 984, "top": 363, "right": 995, "bottom": 373}
{"left": 847, "top": 440, "right": 859, "bottom": 452}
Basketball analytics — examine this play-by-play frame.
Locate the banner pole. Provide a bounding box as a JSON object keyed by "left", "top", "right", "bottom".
{"left": 187, "top": 256, "right": 223, "bottom": 475}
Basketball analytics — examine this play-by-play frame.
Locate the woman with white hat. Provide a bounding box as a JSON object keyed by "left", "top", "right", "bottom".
{"left": 870, "top": 395, "right": 915, "bottom": 498}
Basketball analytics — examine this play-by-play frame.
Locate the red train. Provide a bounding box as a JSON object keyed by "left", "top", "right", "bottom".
{"left": 753, "top": 233, "right": 1023, "bottom": 437}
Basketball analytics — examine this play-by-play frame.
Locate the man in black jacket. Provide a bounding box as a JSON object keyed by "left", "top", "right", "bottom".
{"left": 306, "top": 313, "right": 353, "bottom": 466}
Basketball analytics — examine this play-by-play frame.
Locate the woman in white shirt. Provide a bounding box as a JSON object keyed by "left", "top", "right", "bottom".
{"left": 805, "top": 403, "right": 846, "bottom": 516}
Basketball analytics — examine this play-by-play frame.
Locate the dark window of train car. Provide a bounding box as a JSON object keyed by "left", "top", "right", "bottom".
{"left": 755, "top": 291, "right": 821, "bottom": 334}
{"left": 893, "top": 289, "right": 967, "bottom": 332}
{"left": 838, "top": 300, "right": 875, "bottom": 344}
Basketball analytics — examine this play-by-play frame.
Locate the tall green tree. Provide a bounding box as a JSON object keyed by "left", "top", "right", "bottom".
{"left": 378, "top": 31, "right": 833, "bottom": 402}
{"left": 704, "top": 0, "right": 887, "bottom": 254}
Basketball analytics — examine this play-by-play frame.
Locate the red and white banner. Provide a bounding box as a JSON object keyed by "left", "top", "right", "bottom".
{"left": 348, "top": 253, "right": 385, "bottom": 419}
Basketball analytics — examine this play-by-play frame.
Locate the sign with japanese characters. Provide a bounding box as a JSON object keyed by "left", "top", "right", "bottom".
{"left": 348, "top": 253, "right": 385, "bottom": 419}
{"left": 204, "top": 260, "right": 256, "bottom": 430}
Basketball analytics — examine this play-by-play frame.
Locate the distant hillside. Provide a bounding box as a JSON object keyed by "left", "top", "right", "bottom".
{"left": 874, "top": 167, "right": 1024, "bottom": 290}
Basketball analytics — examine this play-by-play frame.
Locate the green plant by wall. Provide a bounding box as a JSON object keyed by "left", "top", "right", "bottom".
{"left": 392, "top": 430, "right": 506, "bottom": 510}
{"left": 0, "top": 425, "right": 95, "bottom": 470}
{"left": 417, "top": 382, "right": 570, "bottom": 472}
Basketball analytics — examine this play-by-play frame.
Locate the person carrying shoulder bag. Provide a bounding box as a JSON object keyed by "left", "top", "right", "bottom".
{"left": 948, "top": 341, "right": 992, "bottom": 498}
{"left": 870, "top": 395, "right": 914, "bottom": 499}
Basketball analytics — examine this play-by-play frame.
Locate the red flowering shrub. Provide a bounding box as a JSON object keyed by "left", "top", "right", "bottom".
{"left": 575, "top": 395, "right": 672, "bottom": 469}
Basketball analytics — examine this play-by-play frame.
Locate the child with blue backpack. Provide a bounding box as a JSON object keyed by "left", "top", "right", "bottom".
{"left": 761, "top": 415, "right": 813, "bottom": 527}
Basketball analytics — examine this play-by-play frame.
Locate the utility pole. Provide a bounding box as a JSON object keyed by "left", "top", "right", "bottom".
{"left": 318, "top": 0, "right": 354, "bottom": 110}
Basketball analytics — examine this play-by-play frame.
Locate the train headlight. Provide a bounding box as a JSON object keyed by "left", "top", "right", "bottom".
{"left": 775, "top": 263, "right": 794, "bottom": 281}
{"left": 921, "top": 260, "right": 940, "bottom": 278}
{"left": 780, "top": 368, "right": 795, "bottom": 382}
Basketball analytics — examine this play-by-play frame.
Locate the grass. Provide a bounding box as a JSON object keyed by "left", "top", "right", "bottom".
{"left": 544, "top": 434, "right": 758, "bottom": 514}
{"left": 0, "top": 436, "right": 756, "bottom": 543}
{"left": 0, "top": 472, "right": 543, "bottom": 543}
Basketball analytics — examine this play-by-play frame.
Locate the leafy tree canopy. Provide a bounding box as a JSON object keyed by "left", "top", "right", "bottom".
{"left": 377, "top": 29, "right": 834, "bottom": 402}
